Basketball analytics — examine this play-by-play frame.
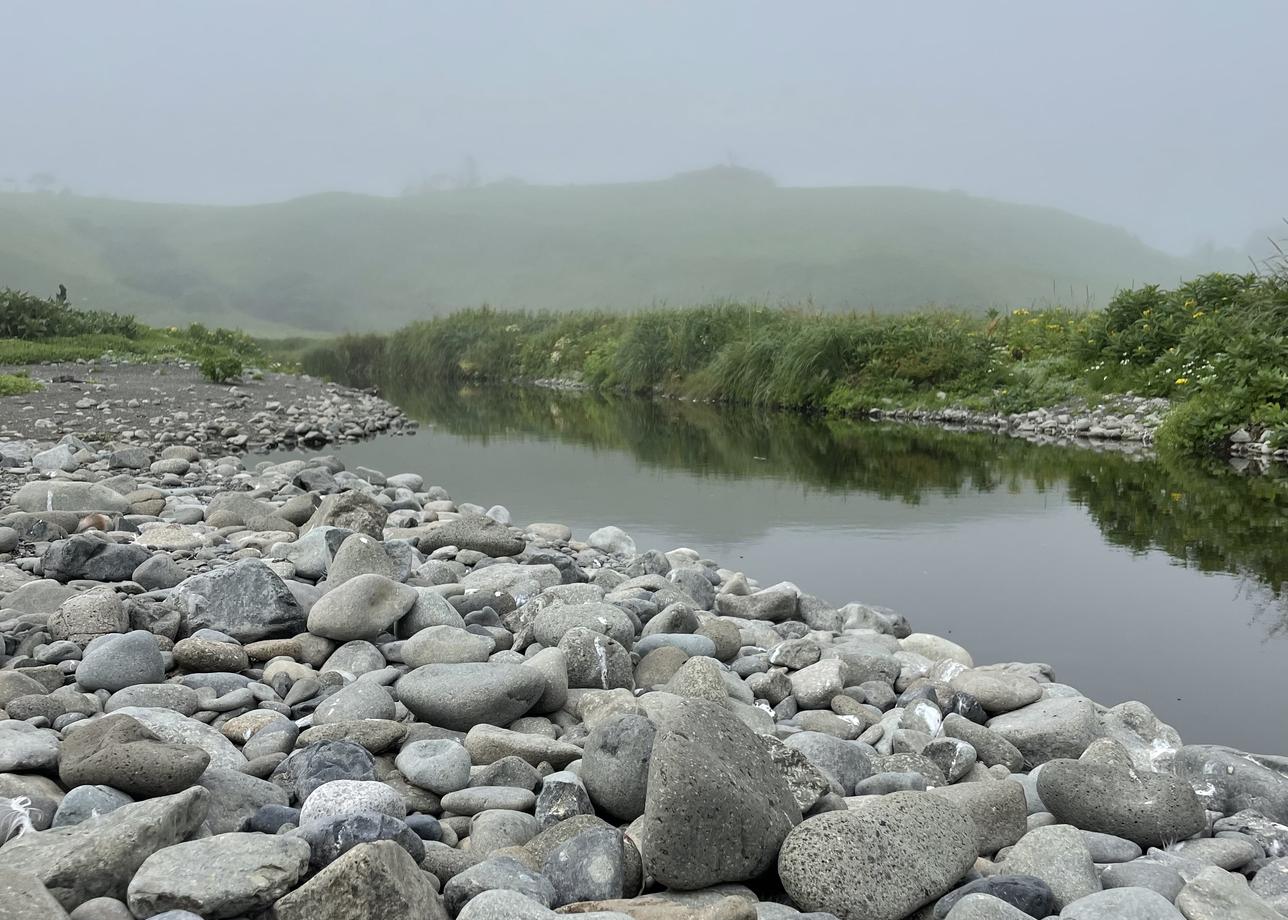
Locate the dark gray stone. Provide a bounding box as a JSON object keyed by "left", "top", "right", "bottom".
{"left": 43, "top": 537, "right": 148, "bottom": 583}
{"left": 642, "top": 699, "right": 801, "bottom": 889}
{"left": 933, "top": 874, "right": 1055, "bottom": 919}
{"left": 543, "top": 827, "right": 624, "bottom": 907}
{"left": 172, "top": 559, "right": 305, "bottom": 643}
{"left": 581, "top": 714, "right": 655, "bottom": 821}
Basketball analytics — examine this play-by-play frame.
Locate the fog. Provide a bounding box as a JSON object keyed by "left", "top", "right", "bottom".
{"left": 2, "top": 0, "right": 1284, "bottom": 253}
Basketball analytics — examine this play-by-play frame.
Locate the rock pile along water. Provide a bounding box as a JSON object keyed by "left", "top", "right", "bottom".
{"left": 2, "top": 418, "right": 1287, "bottom": 920}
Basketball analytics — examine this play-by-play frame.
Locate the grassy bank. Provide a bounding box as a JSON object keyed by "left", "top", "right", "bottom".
{"left": 1, "top": 288, "right": 269, "bottom": 383}
{"left": 302, "top": 267, "right": 1288, "bottom": 457}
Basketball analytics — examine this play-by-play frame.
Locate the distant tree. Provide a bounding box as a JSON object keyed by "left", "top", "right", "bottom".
{"left": 458, "top": 155, "right": 480, "bottom": 189}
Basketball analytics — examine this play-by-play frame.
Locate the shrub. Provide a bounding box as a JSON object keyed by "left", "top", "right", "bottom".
{"left": 200, "top": 355, "right": 244, "bottom": 384}
{"left": 0, "top": 372, "right": 40, "bottom": 396}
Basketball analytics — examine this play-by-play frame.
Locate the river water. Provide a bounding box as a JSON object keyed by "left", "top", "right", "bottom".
{"left": 271, "top": 384, "right": 1288, "bottom": 752}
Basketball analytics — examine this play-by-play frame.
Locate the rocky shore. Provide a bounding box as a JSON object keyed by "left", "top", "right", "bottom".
{"left": 1, "top": 412, "right": 1287, "bottom": 919}
{"left": 0, "top": 361, "right": 414, "bottom": 454}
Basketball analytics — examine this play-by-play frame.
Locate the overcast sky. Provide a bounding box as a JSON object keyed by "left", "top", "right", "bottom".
{"left": 2, "top": 1, "right": 1283, "bottom": 252}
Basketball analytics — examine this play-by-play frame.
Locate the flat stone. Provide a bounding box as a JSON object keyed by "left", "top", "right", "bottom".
{"left": 76, "top": 630, "right": 165, "bottom": 692}
{"left": 126, "top": 832, "right": 311, "bottom": 919}
{"left": 420, "top": 514, "right": 525, "bottom": 557}
{"left": 299, "top": 778, "right": 406, "bottom": 825}
{"left": 1059, "top": 886, "right": 1183, "bottom": 919}
{"left": 0, "top": 787, "right": 208, "bottom": 910}
{"left": 932, "top": 874, "right": 1055, "bottom": 919}
{"left": 581, "top": 714, "right": 656, "bottom": 822}
{"left": 464, "top": 724, "right": 583, "bottom": 770}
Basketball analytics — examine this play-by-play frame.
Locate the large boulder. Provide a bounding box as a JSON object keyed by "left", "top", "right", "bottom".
{"left": 642, "top": 699, "right": 801, "bottom": 889}
{"left": 1036, "top": 758, "right": 1206, "bottom": 848}
{"left": 171, "top": 559, "right": 305, "bottom": 642}
{"left": 0, "top": 787, "right": 209, "bottom": 910}
{"left": 777, "top": 792, "right": 977, "bottom": 920}
{"left": 395, "top": 663, "right": 545, "bottom": 731}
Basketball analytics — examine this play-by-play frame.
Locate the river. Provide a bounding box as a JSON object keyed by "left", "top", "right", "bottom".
{"left": 270, "top": 383, "right": 1288, "bottom": 752}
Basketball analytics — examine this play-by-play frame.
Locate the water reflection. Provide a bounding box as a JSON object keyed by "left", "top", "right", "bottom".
{"left": 387, "top": 382, "right": 1288, "bottom": 635}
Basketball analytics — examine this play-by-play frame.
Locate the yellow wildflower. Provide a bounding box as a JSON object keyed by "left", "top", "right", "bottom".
{"left": 1012, "top": 308, "right": 1030, "bottom": 316}
{"left": 1175, "top": 377, "right": 1189, "bottom": 385}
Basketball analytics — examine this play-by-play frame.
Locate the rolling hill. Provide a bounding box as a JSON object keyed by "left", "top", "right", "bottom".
{"left": 0, "top": 167, "right": 1223, "bottom": 333}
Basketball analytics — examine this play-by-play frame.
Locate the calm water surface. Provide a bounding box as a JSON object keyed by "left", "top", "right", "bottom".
{"left": 273, "top": 385, "right": 1288, "bottom": 752}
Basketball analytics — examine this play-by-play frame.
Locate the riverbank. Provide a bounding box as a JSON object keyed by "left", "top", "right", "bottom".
{"left": 300, "top": 268, "right": 1288, "bottom": 461}
{"left": 1, "top": 425, "right": 1286, "bottom": 917}
{"left": 0, "top": 360, "right": 412, "bottom": 455}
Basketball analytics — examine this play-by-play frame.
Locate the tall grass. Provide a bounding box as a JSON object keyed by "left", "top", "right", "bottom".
{"left": 299, "top": 270, "right": 1288, "bottom": 457}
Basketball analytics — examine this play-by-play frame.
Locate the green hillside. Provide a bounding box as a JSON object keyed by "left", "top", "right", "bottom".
{"left": 0, "top": 168, "right": 1220, "bottom": 333}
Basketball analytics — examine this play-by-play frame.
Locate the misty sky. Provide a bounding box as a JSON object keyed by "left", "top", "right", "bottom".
{"left": 3, "top": 1, "right": 1284, "bottom": 253}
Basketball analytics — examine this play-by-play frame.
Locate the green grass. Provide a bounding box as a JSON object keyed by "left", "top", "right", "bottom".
{"left": 0, "top": 289, "right": 268, "bottom": 382}
{"left": 301, "top": 266, "right": 1288, "bottom": 457}
{"left": 0, "top": 372, "right": 40, "bottom": 396}
{"left": 0, "top": 167, "right": 1234, "bottom": 333}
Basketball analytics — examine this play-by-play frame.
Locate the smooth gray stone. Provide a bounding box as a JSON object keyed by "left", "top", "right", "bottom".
{"left": 987, "top": 697, "right": 1102, "bottom": 765}
{"left": 1080, "top": 830, "right": 1142, "bottom": 863}
{"left": 1001, "top": 823, "right": 1101, "bottom": 910}
{"left": 442, "top": 856, "right": 556, "bottom": 916}
{"left": 1059, "top": 886, "right": 1183, "bottom": 918}
{"left": 1101, "top": 857, "right": 1187, "bottom": 901}
{"left": 396, "top": 663, "right": 545, "bottom": 730}
{"left": 77, "top": 630, "right": 165, "bottom": 692}
{"left": 51, "top": 785, "right": 134, "bottom": 828}
{"left": 929, "top": 778, "right": 1028, "bottom": 856}
{"left": 396, "top": 739, "right": 472, "bottom": 795}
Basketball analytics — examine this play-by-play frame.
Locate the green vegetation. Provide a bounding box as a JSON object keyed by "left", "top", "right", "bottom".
{"left": 303, "top": 266, "right": 1288, "bottom": 457}
{"left": 0, "top": 371, "right": 39, "bottom": 396}
{"left": 0, "top": 288, "right": 263, "bottom": 383}
{"left": 0, "top": 169, "right": 1232, "bottom": 332}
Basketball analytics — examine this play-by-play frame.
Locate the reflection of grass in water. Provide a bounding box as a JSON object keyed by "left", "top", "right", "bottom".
{"left": 389, "top": 382, "right": 1288, "bottom": 632}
